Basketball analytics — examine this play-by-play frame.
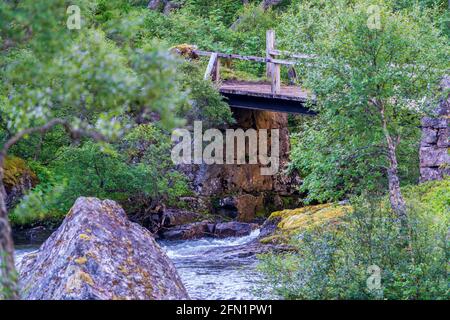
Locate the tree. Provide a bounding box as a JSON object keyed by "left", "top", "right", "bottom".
{"left": 0, "top": 1, "right": 184, "bottom": 298}
{"left": 280, "top": 0, "right": 448, "bottom": 225}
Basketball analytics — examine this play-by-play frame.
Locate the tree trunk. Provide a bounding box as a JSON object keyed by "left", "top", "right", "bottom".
{"left": 386, "top": 141, "right": 408, "bottom": 224}
{"left": 0, "top": 165, "right": 19, "bottom": 299}
{"left": 380, "top": 105, "right": 409, "bottom": 231}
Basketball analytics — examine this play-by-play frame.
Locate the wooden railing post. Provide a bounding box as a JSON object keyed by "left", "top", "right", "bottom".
{"left": 266, "top": 30, "right": 275, "bottom": 80}
{"left": 204, "top": 52, "right": 220, "bottom": 83}
{"left": 212, "top": 56, "right": 220, "bottom": 82}
{"left": 272, "top": 63, "right": 281, "bottom": 94}
{"left": 267, "top": 30, "right": 280, "bottom": 94}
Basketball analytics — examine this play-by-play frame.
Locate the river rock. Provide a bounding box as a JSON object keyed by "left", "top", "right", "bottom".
{"left": 18, "top": 197, "right": 189, "bottom": 300}
{"left": 162, "top": 208, "right": 201, "bottom": 227}
{"left": 13, "top": 225, "right": 56, "bottom": 245}
{"left": 214, "top": 222, "right": 259, "bottom": 238}
{"left": 160, "top": 221, "right": 214, "bottom": 240}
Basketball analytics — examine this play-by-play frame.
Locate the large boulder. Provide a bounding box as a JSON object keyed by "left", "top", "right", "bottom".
{"left": 18, "top": 197, "right": 189, "bottom": 300}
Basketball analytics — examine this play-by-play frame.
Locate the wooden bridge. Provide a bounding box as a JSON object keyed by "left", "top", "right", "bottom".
{"left": 195, "top": 30, "right": 316, "bottom": 114}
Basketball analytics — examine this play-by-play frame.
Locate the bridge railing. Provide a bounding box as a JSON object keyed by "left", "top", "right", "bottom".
{"left": 196, "top": 30, "right": 314, "bottom": 95}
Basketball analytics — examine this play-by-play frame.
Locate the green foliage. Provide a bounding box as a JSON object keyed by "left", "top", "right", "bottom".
{"left": 143, "top": 1, "right": 279, "bottom": 77}
{"left": 51, "top": 125, "right": 190, "bottom": 214}
{"left": 0, "top": 1, "right": 192, "bottom": 227}
{"left": 258, "top": 180, "right": 450, "bottom": 299}
{"left": 230, "top": 4, "right": 279, "bottom": 76}
{"left": 284, "top": 0, "right": 449, "bottom": 202}
{"left": 177, "top": 62, "right": 234, "bottom": 127}
{"left": 144, "top": 9, "right": 234, "bottom": 52}
{"left": 185, "top": 0, "right": 246, "bottom": 26}
{"left": 290, "top": 114, "right": 420, "bottom": 202}
{"left": 9, "top": 182, "right": 67, "bottom": 226}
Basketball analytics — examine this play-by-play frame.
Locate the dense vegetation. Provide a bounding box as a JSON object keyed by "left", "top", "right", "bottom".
{"left": 259, "top": 179, "right": 449, "bottom": 299}
{"left": 0, "top": 0, "right": 448, "bottom": 299}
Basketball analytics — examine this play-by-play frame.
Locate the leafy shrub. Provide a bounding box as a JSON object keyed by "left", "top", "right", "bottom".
{"left": 258, "top": 180, "right": 449, "bottom": 299}
{"left": 177, "top": 62, "right": 234, "bottom": 127}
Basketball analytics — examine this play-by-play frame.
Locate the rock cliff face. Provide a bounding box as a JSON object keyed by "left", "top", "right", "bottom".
{"left": 18, "top": 197, "right": 189, "bottom": 300}
{"left": 180, "top": 108, "right": 300, "bottom": 222}
{"left": 420, "top": 77, "right": 449, "bottom": 182}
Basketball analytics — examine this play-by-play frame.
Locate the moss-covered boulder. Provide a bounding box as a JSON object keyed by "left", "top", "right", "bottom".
{"left": 3, "top": 156, "right": 38, "bottom": 209}
{"left": 18, "top": 197, "right": 189, "bottom": 300}
{"left": 259, "top": 203, "right": 352, "bottom": 244}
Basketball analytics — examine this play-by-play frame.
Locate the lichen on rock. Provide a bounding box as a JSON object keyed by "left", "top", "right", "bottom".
{"left": 18, "top": 197, "right": 189, "bottom": 300}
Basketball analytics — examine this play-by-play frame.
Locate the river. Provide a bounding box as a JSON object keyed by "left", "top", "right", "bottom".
{"left": 15, "top": 229, "right": 269, "bottom": 300}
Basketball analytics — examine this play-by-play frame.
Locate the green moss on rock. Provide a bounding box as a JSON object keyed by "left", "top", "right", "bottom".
{"left": 3, "top": 156, "right": 38, "bottom": 189}
{"left": 261, "top": 203, "right": 352, "bottom": 244}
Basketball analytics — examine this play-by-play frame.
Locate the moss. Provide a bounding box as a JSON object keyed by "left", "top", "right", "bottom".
{"left": 74, "top": 256, "right": 88, "bottom": 265}
{"left": 79, "top": 234, "right": 91, "bottom": 241}
{"left": 79, "top": 271, "right": 95, "bottom": 286}
{"left": 261, "top": 203, "right": 352, "bottom": 244}
{"left": 170, "top": 44, "right": 198, "bottom": 59}
{"left": 3, "top": 156, "right": 38, "bottom": 188}
{"left": 403, "top": 177, "right": 450, "bottom": 215}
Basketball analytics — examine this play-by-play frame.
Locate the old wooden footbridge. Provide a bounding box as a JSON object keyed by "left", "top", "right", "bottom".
{"left": 190, "top": 30, "right": 316, "bottom": 114}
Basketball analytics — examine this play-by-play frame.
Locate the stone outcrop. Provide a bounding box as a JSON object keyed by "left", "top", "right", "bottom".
{"left": 160, "top": 221, "right": 215, "bottom": 240}
{"left": 162, "top": 208, "right": 202, "bottom": 228}
{"left": 3, "top": 156, "right": 38, "bottom": 209}
{"left": 420, "top": 77, "right": 449, "bottom": 182}
{"left": 18, "top": 197, "right": 189, "bottom": 300}
{"left": 214, "top": 221, "right": 258, "bottom": 238}
{"left": 160, "top": 221, "right": 259, "bottom": 240}
{"left": 179, "top": 108, "right": 301, "bottom": 222}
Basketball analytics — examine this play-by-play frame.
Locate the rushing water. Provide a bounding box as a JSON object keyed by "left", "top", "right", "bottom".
{"left": 14, "top": 229, "right": 268, "bottom": 300}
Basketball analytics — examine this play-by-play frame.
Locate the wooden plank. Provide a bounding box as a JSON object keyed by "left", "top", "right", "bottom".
{"left": 219, "top": 81, "right": 311, "bottom": 101}
{"left": 270, "top": 49, "right": 317, "bottom": 60}
{"left": 266, "top": 30, "right": 275, "bottom": 79}
{"left": 212, "top": 57, "right": 220, "bottom": 82}
{"left": 194, "top": 50, "right": 295, "bottom": 65}
{"left": 204, "top": 52, "right": 218, "bottom": 80}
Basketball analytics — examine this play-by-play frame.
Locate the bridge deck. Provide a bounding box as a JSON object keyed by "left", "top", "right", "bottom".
{"left": 220, "top": 81, "right": 308, "bottom": 101}
{"left": 219, "top": 81, "right": 314, "bottom": 114}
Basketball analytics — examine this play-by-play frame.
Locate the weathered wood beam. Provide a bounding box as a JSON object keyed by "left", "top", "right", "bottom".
{"left": 194, "top": 50, "right": 295, "bottom": 66}
{"left": 272, "top": 63, "right": 281, "bottom": 94}
{"left": 270, "top": 49, "right": 317, "bottom": 60}
{"left": 266, "top": 30, "right": 275, "bottom": 79}
{"left": 204, "top": 52, "right": 219, "bottom": 81}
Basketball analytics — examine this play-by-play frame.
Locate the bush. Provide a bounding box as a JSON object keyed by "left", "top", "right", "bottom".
{"left": 9, "top": 123, "right": 192, "bottom": 226}
{"left": 258, "top": 180, "right": 449, "bottom": 299}
{"left": 177, "top": 62, "right": 234, "bottom": 127}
